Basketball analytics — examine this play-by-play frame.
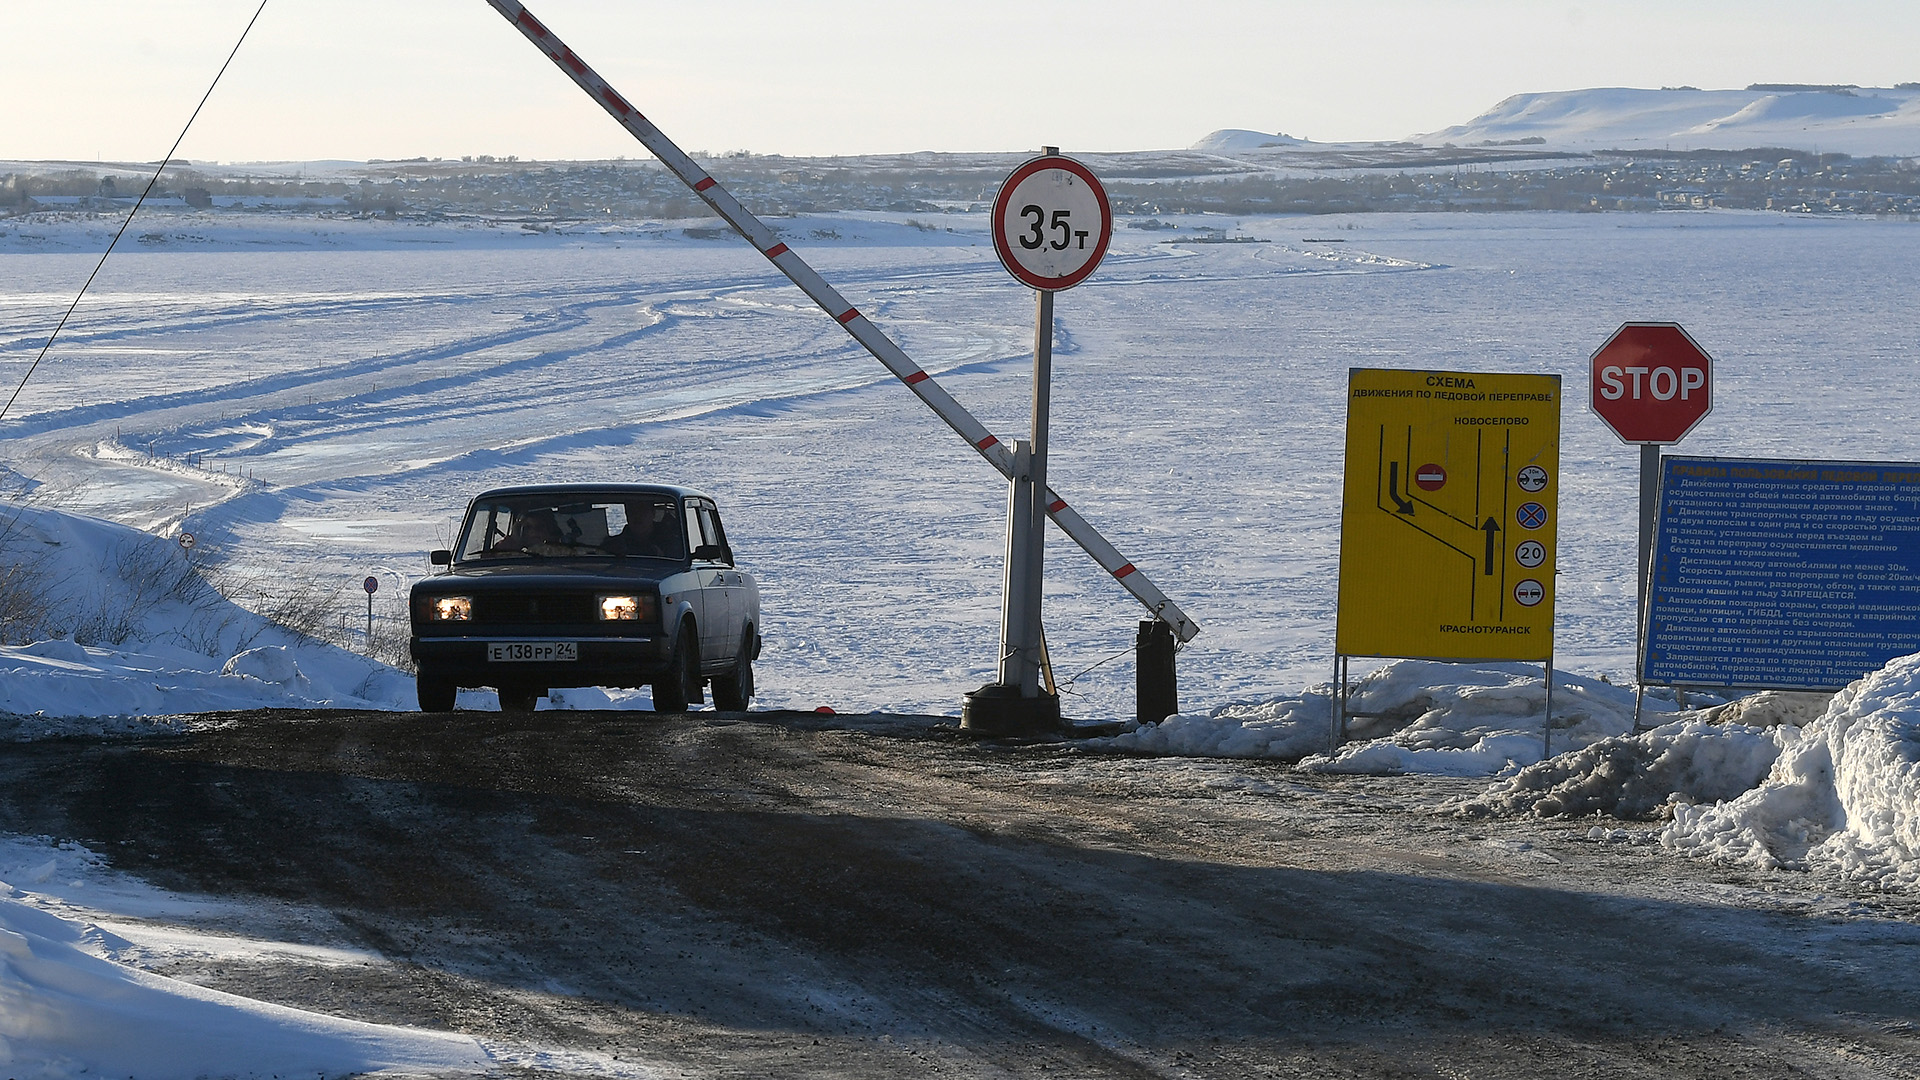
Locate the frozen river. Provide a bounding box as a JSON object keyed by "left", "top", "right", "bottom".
{"left": 2, "top": 208, "right": 1916, "bottom": 717}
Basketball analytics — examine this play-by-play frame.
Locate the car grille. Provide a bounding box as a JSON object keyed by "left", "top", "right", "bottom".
{"left": 472, "top": 593, "right": 598, "bottom": 624}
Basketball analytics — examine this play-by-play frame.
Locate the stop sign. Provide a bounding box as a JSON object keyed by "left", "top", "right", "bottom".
{"left": 1588, "top": 322, "right": 1713, "bottom": 444}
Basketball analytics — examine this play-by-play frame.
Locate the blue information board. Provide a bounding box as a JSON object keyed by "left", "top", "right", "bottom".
{"left": 1643, "top": 455, "right": 1920, "bottom": 690}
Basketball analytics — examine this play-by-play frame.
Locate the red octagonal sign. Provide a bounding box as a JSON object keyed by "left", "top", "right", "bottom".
{"left": 1588, "top": 322, "right": 1713, "bottom": 445}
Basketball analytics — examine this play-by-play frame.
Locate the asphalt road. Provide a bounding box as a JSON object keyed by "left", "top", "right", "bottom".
{"left": 2, "top": 708, "right": 1917, "bottom": 1079}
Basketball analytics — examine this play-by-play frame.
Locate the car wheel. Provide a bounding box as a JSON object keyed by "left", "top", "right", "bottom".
{"left": 417, "top": 669, "right": 457, "bottom": 713}
{"left": 711, "top": 630, "right": 754, "bottom": 712}
{"left": 498, "top": 686, "right": 540, "bottom": 713}
{"left": 653, "top": 626, "right": 698, "bottom": 713}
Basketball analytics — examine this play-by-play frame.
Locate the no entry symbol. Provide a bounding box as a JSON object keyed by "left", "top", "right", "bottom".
{"left": 1414, "top": 463, "right": 1446, "bottom": 491}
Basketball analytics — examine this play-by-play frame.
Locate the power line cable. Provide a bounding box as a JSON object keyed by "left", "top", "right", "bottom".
{"left": 1, "top": 1, "right": 271, "bottom": 424}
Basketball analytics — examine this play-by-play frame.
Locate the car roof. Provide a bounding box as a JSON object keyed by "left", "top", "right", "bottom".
{"left": 469, "top": 483, "right": 712, "bottom": 502}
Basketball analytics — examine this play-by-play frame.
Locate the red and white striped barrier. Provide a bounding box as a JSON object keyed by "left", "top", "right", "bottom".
{"left": 482, "top": 0, "right": 1198, "bottom": 643}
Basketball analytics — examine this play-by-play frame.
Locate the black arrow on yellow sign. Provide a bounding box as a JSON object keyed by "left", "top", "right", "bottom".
{"left": 1388, "top": 462, "right": 1415, "bottom": 515}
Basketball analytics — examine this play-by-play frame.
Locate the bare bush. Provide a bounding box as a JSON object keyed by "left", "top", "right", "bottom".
{"left": 0, "top": 554, "right": 60, "bottom": 646}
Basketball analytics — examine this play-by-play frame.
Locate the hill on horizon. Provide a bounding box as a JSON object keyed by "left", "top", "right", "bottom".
{"left": 1198, "top": 84, "right": 1920, "bottom": 159}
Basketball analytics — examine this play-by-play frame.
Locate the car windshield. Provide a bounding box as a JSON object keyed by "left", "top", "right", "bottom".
{"left": 456, "top": 493, "right": 686, "bottom": 561}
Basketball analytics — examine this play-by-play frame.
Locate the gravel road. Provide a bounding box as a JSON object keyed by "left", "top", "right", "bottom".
{"left": 2, "top": 708, "right": 1916, "bottom": 1079}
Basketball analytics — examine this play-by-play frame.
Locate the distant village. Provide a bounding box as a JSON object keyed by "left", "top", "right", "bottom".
{"left": 5, "top": 145, "right": 1919, "bottom": 224}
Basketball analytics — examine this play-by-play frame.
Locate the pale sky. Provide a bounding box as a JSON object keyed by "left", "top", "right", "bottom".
{"left": 9, "top": 1, "right": 1920, "bottom": 162}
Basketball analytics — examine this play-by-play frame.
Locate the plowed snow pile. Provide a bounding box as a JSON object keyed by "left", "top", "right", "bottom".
{"left": 1455, "top": 691, "right": 1827, "bottom": 819}
{"left": 1107, "top": 656, "right": 1920, "bottom": 889}
{"left": 1102, "top": 660, "right": 1667, "bottom": 775}
{"left": 1660, "top": 656, "right": 1920, "bottom": 888}
{"left": 1457, "top": 661, "right": 1920, "bottom": 888}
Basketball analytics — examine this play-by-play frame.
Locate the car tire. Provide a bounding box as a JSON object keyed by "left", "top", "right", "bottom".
{"left": 417, "top": 669, "right": 457, "bottom": 713}
{"left": 653, "top": 626, "right": 698, "bottom": 713}
{"left": 498, "top": 686, "right": 540, "bottom": 713}
{"left": 711, "top": 629, "right": 754, "bottom": 712}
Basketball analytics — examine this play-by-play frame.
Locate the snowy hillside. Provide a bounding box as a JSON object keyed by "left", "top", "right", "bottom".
{"left": 1418, "top": 85, "right": 1920, "bottom": 157}
{"left": 0, "top": 502, "right": 416, "bottom": 719}
{"left": 1195, "top": 87, "right": 1920, "bottom": 160}
{"left": 1189, "top": 129, "right": 1313, "bottom": 154}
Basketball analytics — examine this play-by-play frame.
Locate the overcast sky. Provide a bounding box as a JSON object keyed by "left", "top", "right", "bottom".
{"left": 10, "top": 1, "right": 1919, "bottom": 162}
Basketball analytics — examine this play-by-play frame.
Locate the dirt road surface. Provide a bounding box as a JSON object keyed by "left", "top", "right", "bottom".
{"left": 1, "top": 708, "right": 1916, "bottom": 1078}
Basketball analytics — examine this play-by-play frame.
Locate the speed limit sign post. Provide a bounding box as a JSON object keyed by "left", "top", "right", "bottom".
{"left": 965, "top": 149, "right": 1113, "bottom": 734}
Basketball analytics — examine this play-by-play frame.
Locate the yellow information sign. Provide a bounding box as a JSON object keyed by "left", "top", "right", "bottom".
{"left": 1336, "top": 369, "right": 1561, "bottom": 661}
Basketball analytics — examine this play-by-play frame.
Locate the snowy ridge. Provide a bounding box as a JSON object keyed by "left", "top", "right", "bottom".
{"left": 0, "top": 501, "right": 415, "bottom": 720}
{"left": 1417, "top": 86, "right": 1920, "bottom": 157}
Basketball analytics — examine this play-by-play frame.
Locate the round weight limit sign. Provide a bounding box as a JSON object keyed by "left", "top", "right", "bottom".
{"left": 992, "top": 155, "right": 1112, "bottom": 291}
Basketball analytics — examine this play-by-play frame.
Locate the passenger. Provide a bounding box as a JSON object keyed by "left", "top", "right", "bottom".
{"left": 615, "top": 503, "right": 682, "bottom": 559}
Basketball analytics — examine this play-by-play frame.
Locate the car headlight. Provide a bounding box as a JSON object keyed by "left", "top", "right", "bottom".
{"left": 431, "top": 596, "right": 473, "bottom": 621}
{"left": 598, "top": 594, "right": 645, "bottom": 621}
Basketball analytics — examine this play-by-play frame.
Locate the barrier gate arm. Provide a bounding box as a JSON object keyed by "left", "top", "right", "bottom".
{"left": 484, "top": 0, "right": 1198, "bottom": 643}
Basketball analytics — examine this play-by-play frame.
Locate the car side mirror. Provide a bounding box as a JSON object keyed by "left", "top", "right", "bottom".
{"left": 429, "top": 549, "right": 452, "bottom": 566}
{"left": 692, "top": 543, "right": 732, "bottom": 565}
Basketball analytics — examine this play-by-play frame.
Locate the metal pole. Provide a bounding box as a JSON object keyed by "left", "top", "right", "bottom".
{"left": 1634, "top": 443, "right": 1661, "bottom": 734}
{"left": 1329, "top": 654, "right": 1344, "bottom": 755}
{"left": 1637, "top": 443, "right": 1661, "bottom": 626}
{"left": 1021, "top": 289, "right": 1055, "bottom": 696}
{"left": 998, "top": 440, "right": 1036, "bottom": 689}
{"left": 1542, "top": 657, "right": 1555, "bottom": 758}
{"left": 366, "top": 592, "right": 375, "bottom": 655}
{"left": 481, "top": 0, "right": 1199, "bottom": 642}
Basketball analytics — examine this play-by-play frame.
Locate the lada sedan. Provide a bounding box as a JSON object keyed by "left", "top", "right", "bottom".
{"left": 410, "top": 484, "right": 760, "bottom": 713}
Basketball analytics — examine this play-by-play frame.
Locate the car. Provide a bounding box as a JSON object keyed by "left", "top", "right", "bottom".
{"left": 409, "top": 483, "right": 760, "bottom": 713}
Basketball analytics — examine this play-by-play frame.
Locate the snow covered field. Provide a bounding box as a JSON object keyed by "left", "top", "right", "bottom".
{"left": 5, "top": 207, "right": 1919, "bottom": 715}
{"left": 4, "top": 205, "right": 1920, "bottom": 1075}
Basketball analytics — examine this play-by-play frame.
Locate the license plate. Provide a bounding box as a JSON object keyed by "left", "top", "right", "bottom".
{"left": 488, "top": 641, "right": 578, "bottom": 662}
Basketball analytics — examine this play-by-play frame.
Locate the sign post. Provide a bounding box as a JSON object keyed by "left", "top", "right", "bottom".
{"left": 964, "top": 149, "right": 1112, "bottom": 734}
{"left": 363, "top": 575, "right": 379, "bottom": 655}
{"left": 1586, "top": 322, "right": 1713, "bottom": 717}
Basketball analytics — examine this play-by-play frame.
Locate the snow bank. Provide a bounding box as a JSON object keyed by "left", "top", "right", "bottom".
{"left": 1454, "top": 691, "right": 1826, "bottom": 819}
{"left": 1455, "top": 717, "right": 1785, "bottom": 820}
{"left": 1447, "top": 654, "right": 1920, "bottom": 889}
{"left": 1662, "top": 654, "right": 1920, "bottom": 888}
{"left": 1100, "top": 660, "right": 1666, "bottom": 775}
{"left": 0, "top": 854, "right": 488, "bottom": 1078}
{"left": 0, "top": 503, "right": 413, "bottom": 720}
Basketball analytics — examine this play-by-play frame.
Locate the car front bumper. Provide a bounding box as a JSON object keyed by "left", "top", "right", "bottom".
{"left": 411, "top": 633, "right": 670, "bottom": 689}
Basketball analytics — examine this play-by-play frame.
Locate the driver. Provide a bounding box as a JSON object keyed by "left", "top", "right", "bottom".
{"left": 489, "top": 509, "right": 571, "bottom": 556}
